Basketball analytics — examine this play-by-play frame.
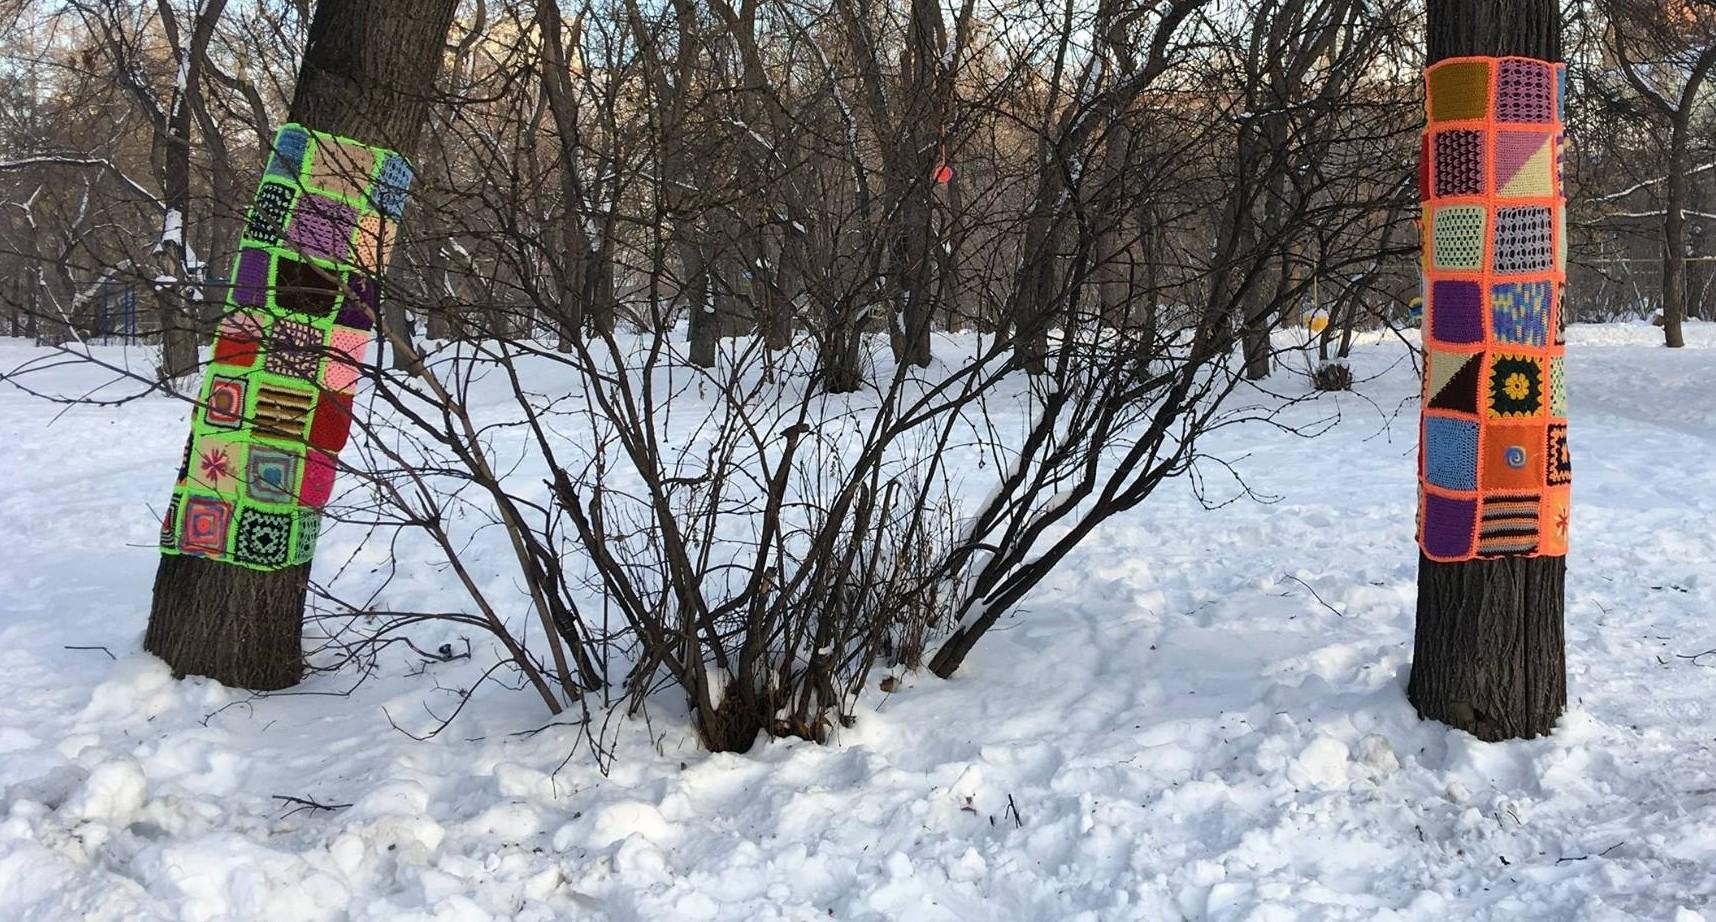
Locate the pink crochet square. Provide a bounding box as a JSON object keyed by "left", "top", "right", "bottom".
{"left": 321, "top": 327, "right": 370, "bottom": 393}
{"left": 299, "top": 450, "right": 337, "bottom": 508}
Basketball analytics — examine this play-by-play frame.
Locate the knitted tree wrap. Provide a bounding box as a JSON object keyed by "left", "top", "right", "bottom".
{"left": 158, "top": 124, "right": 413, "bottom": 571}
{"left": 1418, "top": 57, "right": 1569, "bottom": 562}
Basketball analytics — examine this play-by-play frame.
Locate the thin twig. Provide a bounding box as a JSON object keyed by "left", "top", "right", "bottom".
{"left": 64, "top": 645, "right": 117, "bottom": 660}
{"left": 1282, "top": 574, "right": 1347, "bottom": 618}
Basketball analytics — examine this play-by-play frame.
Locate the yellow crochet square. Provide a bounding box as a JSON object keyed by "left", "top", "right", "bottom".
{"left": 1429, "top": 61, "right": 1490, "bottom": 122}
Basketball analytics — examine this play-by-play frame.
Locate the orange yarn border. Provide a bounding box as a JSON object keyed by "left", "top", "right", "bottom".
{"left": 1418, "top": 56, "right": 1570, "bottom": 562}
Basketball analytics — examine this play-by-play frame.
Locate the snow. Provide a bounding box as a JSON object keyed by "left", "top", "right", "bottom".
{"left": 161, "top": 208, "right": 183, "bottom": 247}
{"left": 2, "top": 323, "right": 1716, "bottom": 919}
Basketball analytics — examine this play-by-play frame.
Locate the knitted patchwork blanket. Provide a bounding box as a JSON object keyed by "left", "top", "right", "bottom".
{"left": 159, "top": 124, "right": 412, "bottom": 570}
{"left": 1418, "top": 57, "right": 1570, "bottom": 561}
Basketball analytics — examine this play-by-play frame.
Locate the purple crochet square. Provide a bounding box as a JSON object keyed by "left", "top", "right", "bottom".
{"left": 233, "top": 248, "right": 270, "bottom": 308}
{"left": 1431, "top": 280, "right": 1484, "bottom": 344}
{"left": 337, "top": 276, "right": 377, "bottom": 330}
{"left": 286, "top": 193, "right": 357, "bottom": 263}
{"left": 1496, "top": 59, "right": 1553, "bottom": 124}
{"left": 1423, "top": 493, "right": 1477, "bottom": 559}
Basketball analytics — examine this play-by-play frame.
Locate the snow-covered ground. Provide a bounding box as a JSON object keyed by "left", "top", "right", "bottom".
{"left": 1, "top": 323, "right": 1713, "bottom": 921}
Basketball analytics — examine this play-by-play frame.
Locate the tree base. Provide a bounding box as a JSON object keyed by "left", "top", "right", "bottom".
{"left": 144, "top": 554, "right": 309, "bottom": 690}
{"left": 1408, "top": 553, "right": 1566, "bottom": 741}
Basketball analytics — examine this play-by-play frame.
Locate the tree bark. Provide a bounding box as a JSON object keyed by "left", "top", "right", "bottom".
{"left": 680, "top": 225, "right": 718, "bottom": 367}
{"left": 1661, "top": 118, "right": 1687, "bottom": 349}
{"left": 1410, "top": 0, "right": 1566, "bottom": 741}
{"left": 146, "top": 0, "right": 459, "bottom": 690}
{"left": 153, "top": 0, "right": 227, "bottom": 384}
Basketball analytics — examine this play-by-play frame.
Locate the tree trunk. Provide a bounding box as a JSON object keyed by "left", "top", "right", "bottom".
{"left": 1410, "top": 0, "right": 1566, "bottom": 741}
{"left": 1662, "top": 118, "right": 1688, "bottom": 349}
{"left": 680, "top": 225, "right": 718, "bottom": 367}
{"left": 146, "top": 0, "right": 459, "bottom": 690}
{"left": 1409, "top": 553, "right": 1566, "bottom": 740}
{"left": 1238, "top": 111, "right": 1289, "bottom": 381}
{"left": 1010, "top": 195, "right": 1058, "bottom": 375}
{"left": 155, "top": 103, "right": 201, "bottom": 384}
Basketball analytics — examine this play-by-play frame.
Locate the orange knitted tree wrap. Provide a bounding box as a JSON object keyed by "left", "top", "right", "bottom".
{"left": 1418, "top": 56, "right": 1570, "bottom": 561}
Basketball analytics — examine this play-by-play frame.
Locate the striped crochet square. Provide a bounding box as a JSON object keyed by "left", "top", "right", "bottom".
{"left": 160, "top": 494, "right": 180, "bottom": 548}
{"left": 1478, "top": 492, "right": 1540, "bottom": 555}
{"left": 253, "top": 381, "right": 315, "bottom": 443}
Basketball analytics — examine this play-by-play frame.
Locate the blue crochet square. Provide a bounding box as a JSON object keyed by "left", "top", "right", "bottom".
{"left": 266, "top": 126, "right": 310, "bottom": 179}
{"left": 371, "top": 154, "right": 414, "bottom": 218}
{"left": 1491, "top": 280, "right": 1551, "bottom": 346}
{"left": 1425, "top": 416, "right": 1479, "bottom": 491}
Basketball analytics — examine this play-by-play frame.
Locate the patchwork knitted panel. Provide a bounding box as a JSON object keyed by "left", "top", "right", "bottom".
{"left": 159, "top": 123, "right": 414, "bottom": 571}
{"left": 1419, "top": 57, "right": 1569, "bottom": 562}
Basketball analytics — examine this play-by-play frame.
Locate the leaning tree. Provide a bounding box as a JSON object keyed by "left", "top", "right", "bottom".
{"left": 145, "top": 0, "right": 460, "bottom": 689}
{"left": 1409, "top": 0, "right": 1571, "bottom": 740}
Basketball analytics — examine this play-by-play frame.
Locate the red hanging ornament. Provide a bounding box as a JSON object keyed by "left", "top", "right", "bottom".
{"left": 932, "top": 129, "right": 954, "bottom": 184}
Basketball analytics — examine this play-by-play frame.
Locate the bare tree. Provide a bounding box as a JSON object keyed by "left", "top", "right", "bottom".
{"left": 1595, "top": 0, "right": 1716, "bottom": 348}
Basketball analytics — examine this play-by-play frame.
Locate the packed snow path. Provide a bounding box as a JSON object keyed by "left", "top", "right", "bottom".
{"left": 1, "top": 324, "right": 1712, "bottom": 921}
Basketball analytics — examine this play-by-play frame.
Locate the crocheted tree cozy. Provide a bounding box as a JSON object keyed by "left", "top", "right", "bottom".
{"left": 159, "top": 124, "right": 412, "bottom": 570}
{"left": 1418, "top": 57, "right": 1569, "bottom": 561}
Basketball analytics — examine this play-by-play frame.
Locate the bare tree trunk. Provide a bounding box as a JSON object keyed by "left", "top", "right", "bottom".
{"left": 1409, "top": 0, "right": 1566, "bottom": 741}
{"left": 1238, "top": 112, "right": 1289, "bottom": 381}
{"left": 1662, "top": 118, "right": 1690, "bottom": 349}
{"left": 145, "top": 0, "right": 459, "bottom": 690}
{"left": 680, "top": 224, "right": 718, "bottom": 367}
{"left": 154, "top": 0, "right": 229, "bottom": 384}
{"left": 539, "top": 0, "right": 621, "bottom": 349}
{"left": 1010, "top": 193, "right": 1059, "bottom": 375}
